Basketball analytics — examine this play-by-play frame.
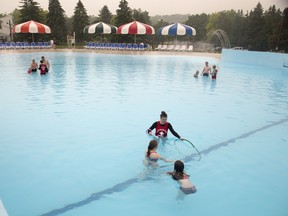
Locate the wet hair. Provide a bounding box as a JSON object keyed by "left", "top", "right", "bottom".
{"left": 172, "top": 160, "right": 185, "bottom": 180}
{"left": 160, "top": 111, "right": 167, "bottom": 118}
{"left": 146, "top": 140, "right": 158, "bottom": 158}
{"left": 213, "top": 65, "right": 216, "bottom": 68}
{"left": 40, "top": 60, "right": 43, "bottom": 63}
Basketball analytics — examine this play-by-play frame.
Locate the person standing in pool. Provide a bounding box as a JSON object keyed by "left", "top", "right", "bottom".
{"left": 201, "top": 61, "right": 211, "bottom": 77}
{"left": 38, "top": 60, "right": 47, "bottom": 75}
{"left": 40, "top": 56, "right": 50, "bottom": 72}
{"left": 147, "top": 111, "right": 183, "bottom": 140}
{"left": 29, "top": 59, "right": 38, "bottom": 72}
{"left": 211, "top": 65, "right": 218, "bottom": 79}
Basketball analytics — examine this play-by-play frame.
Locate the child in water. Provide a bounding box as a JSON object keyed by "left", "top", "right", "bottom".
{"left": 193, "top": 70, "right": 199, "bottom": 78}
{"left": 144, "top": 140, "right": 174, "bottom": 166}
{"left": 211, "top": 65, "right": 218, "bottom": 79}
{"left": 167, "top": 160, "right": 197, "bottom": 194}
{"left": 38, "top": 60, "right": 48, "bottom": 75}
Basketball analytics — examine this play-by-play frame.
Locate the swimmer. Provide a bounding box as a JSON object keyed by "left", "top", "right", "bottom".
{"left": 211, "top": 65, "right": 218, "bottom": 79}
{"left": 38, "top": 60, "right": 48, "bottom": 75}
{"left": 144, "top": 140, "right": 174, "bottom": 166}
{"left": 29, "top": 59, "right": 38, "bottom": 72}
{"left": 147, "top": 111, "right": 183, "bottom": 140}
{"left": 193, "top": 70, "right": 199, "bottom": 78}
{"left": 167, "top": 160, "right": 197, "bottom": 194}
{"left": 201, "top": 61, "right": 211, "bottom": 77}
{"left": 40, "top": 56, "right": 50, "bottom": 72}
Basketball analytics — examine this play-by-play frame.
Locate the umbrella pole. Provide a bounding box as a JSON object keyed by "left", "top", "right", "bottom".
{"left": 134, "top": 34, "right": 136, "bottom": 44}
{"left": 32, "top": 33, "right": 34, "bottom": 42}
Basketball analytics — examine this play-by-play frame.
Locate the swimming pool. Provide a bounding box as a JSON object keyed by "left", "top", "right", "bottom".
{"left": 0, "top": 51, "right": 287, "bottom": 216}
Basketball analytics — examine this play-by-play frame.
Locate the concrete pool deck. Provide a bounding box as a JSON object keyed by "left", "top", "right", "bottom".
{"left": 0, "top": 48, "right": 222, "bottom": 59}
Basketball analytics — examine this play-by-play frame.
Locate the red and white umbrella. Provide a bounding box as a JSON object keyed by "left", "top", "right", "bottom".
{"left": 13, "top": 20, "right": 51, "bottom": 34}
{"left": 117, "top": 21, "right": 155, "bottom": 43}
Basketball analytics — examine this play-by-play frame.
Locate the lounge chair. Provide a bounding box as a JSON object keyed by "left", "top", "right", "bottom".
{"left": 120, "top": 43, "right": 126, "bottom": 50}
{"left": 174, "top": 45, "right": 180, "bottom": 51}
{"left": 161, "top": 44, "right": 168, "bottom": 51}
{"left": 179, "top": 45, "right": 187, "bottom": 51}
{"left": 132, "top": 44, "right": 138, "bottom": 50}
{"left": 155, "top": 44, "right": 162, "bottom": 50}
{"left": 187, "top": 45, "right": 193, "bottom": 52}
{"left": 139, "top": 43, "right": 144, "bottom": 50}
{"left": 126, "top": 43, "right": 132, "bottom": 50}
{"left": 167, "top": 45, "right": 175, "bottom": 51}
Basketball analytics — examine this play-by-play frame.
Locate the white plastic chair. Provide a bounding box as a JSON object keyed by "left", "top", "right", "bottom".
{"left": 161, "top": 44, "right": 168, "bottom": 51}
{"left": 187, "top": 45, "right": 193, "bottom": 52}
{"left": 179, "top": 45, "right": 187, "bottom": 51}
{"left": 167, "top": 45, "right": 175, "bottom": 51}
{"left": 174, "top": 45, "right": 180, "bottom": 51}
{"left": 155, "top": 44, "right": 162, "bottom": 50}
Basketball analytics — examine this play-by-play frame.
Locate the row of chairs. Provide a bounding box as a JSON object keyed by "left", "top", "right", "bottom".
{"left": 155, "top": 44, "right": 194, "bottom": 52}
{"left": 0, "top": 41, "right": 52, "bottom": 49}
{"left": 84, "top": 42, "right": 147, "bottom": 51}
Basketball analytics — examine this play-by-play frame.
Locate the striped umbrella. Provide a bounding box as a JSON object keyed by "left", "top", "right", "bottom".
{"left": 83, "top": 22, "right": 117, "bottom": 34}
{"left": 13, "top": 20, "right": 51, "bottom": 34}
{"left": 158, "top": 23, "right": 196, "bottom": 36}
{"left": 117, "top": 21, "right": 155, "bottom": 43}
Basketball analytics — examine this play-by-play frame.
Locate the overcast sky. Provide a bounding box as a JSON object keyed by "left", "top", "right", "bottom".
{"left": 1, "top": 0, "right": 287, "bottom": 17}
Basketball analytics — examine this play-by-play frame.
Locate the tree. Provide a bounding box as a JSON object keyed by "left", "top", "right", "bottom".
{"left": 246, "top": 2, "right": 265, "bottom": 51}
{"left": 186, "top": 13, "right": 209, "bottom": 42}
{"left": 278, "top": 8, "right": 288, "bottom": 52}
{"left": 98, "top": 5, "right": 112, "bottom": 24}
{"left": 114, "top": 0, "right": 133, "bottom": 26}
{"left": 47, "top": 0, "right": 67, "bottom": 43}
{"left": 263, "top": 5, "right": 282, "bottom": 50}
{"left": 132, "top": 9, "right": 151, "bottom": 24}
{"left": 16, "top": 0, "right": 45, "bottom": 41}
{"left": 18, "top": 0, "right": 44, "bottom": 23}
{"left": 113, "top": 0, "right": 133, "bottom": 43}
{"left": 72, "top": 0, "right": 89, "bottom": 42}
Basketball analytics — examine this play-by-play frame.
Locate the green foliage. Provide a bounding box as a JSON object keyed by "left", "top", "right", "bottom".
{"left": 113, "top": 0, "right": 133, "bottom": 43}
{"left": 186, "top": 13, "right": 209, "bottom": 42}
{"left": 15, "top": 0, "right": 46, "bottom": 42}
{"left": 18, "top": 0, "right": 44, "bottom": 23}
{"left": 114, "top": 0, "right": 133, "bottom": 26}
{"left": 47, "top": 0, "right": 67, "bottom": 43}
{"left": 98, "top": 5, "right": 112, "bottom": 24}
{"left": 277, "top": 8, "right": 288, "bottom": 52}
{"left": 132, "top": 9, "right": 151, "bottom": 24}
{"left": 72, "top": 0, "right": 89, "bottom": 42}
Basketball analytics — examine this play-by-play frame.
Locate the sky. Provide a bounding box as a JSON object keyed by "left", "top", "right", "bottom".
{"left": 1, "top": 0, "right": 287, "bottom": 17}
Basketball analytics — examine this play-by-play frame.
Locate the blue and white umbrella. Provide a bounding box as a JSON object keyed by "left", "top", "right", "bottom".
{"left": 158, "top": 23, "right": 196, "bottom": 36}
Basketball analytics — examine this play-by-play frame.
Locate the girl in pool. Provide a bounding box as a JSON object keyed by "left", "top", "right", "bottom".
{"left": 144, "top": 140, "right": 174, "bottom": 166}
{"left": 167, "top": 160, "right": 197, "bottom": 194}
{"left": 29, "top": 59, "right": 38, "bottom": 72}
{"left": 147, "top": 111, "right": 183, "bottom": 140}
{"left": 38, "top": 60, "right": 48, "bottom": 75}
{"left": 211, "top": 65, "right": 218, "bottom": 79}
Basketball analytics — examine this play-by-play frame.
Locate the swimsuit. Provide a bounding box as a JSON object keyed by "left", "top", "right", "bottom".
{"left": 147, "top": 121, "right": 181, "bottom": 139}
{"left": 180, "top": 185, "right": 197, "bottom": 194}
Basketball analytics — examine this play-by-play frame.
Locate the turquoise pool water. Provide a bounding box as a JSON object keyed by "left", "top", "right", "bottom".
{"left": 0, "top": 51, "right": 287, "bottom": 216}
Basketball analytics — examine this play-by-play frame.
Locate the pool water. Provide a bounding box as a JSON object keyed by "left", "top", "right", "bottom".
{"left": 0, "top": 51, "right": 287, "bottom": 216}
